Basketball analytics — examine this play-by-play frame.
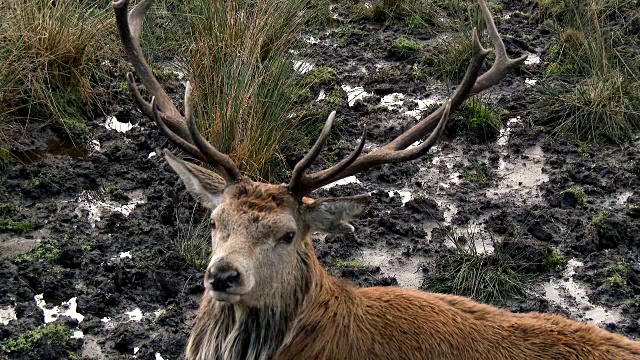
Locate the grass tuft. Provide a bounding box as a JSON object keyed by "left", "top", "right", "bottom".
{"left": 463, "top": 162, "right": 491, "bottom": 186}
{"left": 606, "top": 261, "right": 629, "bottom": 290}
{"left": 537, "top": 74, "right": 640, "bottom": 144}
{"left": 591, "top": 211, "right": 609, "bottom": 225}
{"left": 186, "top": 0, "right": 310, "bottom": 180}
{"left": 0, "top": 0, "right": 114, "bottom": 135}
{"left": 542, "top": 249, "right": 566, "bottom": 271}
{"left": 423, "top": 228, "right": 527, "bottom": 304}
{"left": 417, "top": 32, "right": 473, "bottom": 82}
{"left": 459, "top": 98, "right": 503, "bottom": 142}
{"left": 562, "top": 186, "right": 588, "bottom": 206}
{"left": 535, "top": 0, "right": 640, "bottom": 144}
{"left": 173, "top": 206, "right": 211, "bottom": 271}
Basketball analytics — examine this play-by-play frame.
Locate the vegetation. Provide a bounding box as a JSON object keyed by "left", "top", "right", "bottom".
{"left": 423, "top": 228, "right": 527, "bottom": 304}
{"left": 562, "top": 186, "right": 588, "bottom": 206}
{"left": 458, "top": 98, "right": 503, "bottom": 142}
{"left": 542, "top": 249, "right": 566, "bottom": 271}
{"left": 463, "top": 162, "right": 491, "bottom": 186}
{"left": 537, "top": 74, "right": 640, "bottom": 144}
{"left": 173, "top": 207, "right": 211, "bottom": 271}
{"left": 0, "top": 203, "right": 33, "bottom": 233}
{"left": 15, "top": 238, "right": 60, "bottom": 263}
{"left": 535, "top": 0, "right": 640, "bottom": 144}
{"left": 302, "top": 66, "right": 339, "bottom": 87}
{"left": 0, "top": 323, "right": 74, "bottom": 358}
{"left": 333, "top": 258, "right": 367, "bottom": 270}
{"left": 392, "top": 36, "right": 423, "bottom": 58}
{"left": 592, "top": 211, "right": 609, "bottom": 225}
{"left": 0, "top": 0, "right": 114, "bottom": 137}
{"left": 185, "top": 0, "right": 310, "bottom": 180}
{"left": 417, "top": 32, "right": 473, "bottom": 82}
{"left": 606, "top": 261, "right": 629, "bottom": 291}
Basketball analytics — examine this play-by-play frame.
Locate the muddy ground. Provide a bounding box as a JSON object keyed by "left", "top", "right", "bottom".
{"left": 1, "top": 0, "right": 640, "bottom": 359}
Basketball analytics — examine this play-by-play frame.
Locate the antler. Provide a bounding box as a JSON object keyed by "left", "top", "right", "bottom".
{"left": 288, "top": 0, "right": 526, "bottom": 198}
{"left": 113, "top": 0, "right": 241, "bottom": 183}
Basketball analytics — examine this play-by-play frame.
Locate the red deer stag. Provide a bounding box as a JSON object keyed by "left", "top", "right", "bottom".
{"left": 113, "top": 0, "right": 640, "bottom": 358}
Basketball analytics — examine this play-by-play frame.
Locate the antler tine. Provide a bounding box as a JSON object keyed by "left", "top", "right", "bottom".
{"left": 113, "top": 0, "right": 190, "bottom": 140}
{"left": 471, "top": 0, "right": 528, "bottom": 94}
{"left": 150, "top": 96, "right": 206, "bottom": 162}
{"left": 288, "top": 111, "right": 336, "bottom": 194}
{"left": 287, "top": 0, "right": 525, "bottom": 197}
{"left": 114, "top": 0, "right": 242, "bottom": 183}
{"left": 292, "top": 124, "right": 367, "bottom": 197}
{"left": 184, "top": 82, "right": 242, "bottom": 183}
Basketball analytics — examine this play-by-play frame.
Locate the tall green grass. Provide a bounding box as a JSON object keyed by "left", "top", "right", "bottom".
{"left": 185, "top": 0, "right": 309, "bottom": 180}
{"left": 0, "top": 0, "right": 114, "bottom": 135}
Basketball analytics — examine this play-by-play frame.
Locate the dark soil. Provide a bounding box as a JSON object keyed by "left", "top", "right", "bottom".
{"left": 1, "top": 1, "right": 639, "bottom": 359}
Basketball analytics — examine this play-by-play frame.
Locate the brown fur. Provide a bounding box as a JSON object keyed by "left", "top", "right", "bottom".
{"left": 181, "top": 181, "right": 640, "bottom": 360}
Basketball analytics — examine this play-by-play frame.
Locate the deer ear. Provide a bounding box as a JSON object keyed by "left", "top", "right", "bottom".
{"left": 304, "top": 194, "right": 369, "bottom": 234}
{"left": 162, "top": 149, "right": 226, "bottom": 209}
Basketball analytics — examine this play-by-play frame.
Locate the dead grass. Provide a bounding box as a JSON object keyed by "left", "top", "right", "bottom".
{"left": 186, "top": 0, "right": 310, "bottom": 180}
{"left": 0, "top": 0, "right": 114, "bottom": 135}
{"left": 536, "top": 0, "right": 640, "bottom": 144}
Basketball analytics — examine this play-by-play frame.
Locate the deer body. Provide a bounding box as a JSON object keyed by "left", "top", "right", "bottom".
{"left": 187, "top": 226, "right": 640, "bottom": 360}
{"left": 112, "top": 0, "right": 640, "bottom": 358}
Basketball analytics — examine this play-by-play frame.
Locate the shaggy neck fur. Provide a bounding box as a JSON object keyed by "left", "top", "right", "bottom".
{"left": 186, "top": 238, "right": 329, "bottom": 360}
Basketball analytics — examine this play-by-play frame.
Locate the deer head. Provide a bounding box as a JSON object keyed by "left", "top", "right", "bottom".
{"left": 113, "top": 0, "right": 525, "bottom": 307}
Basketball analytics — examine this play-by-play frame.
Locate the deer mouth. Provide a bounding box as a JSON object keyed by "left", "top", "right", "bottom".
{"left": 209, "top": 290, "right": 242, "bottom": 304}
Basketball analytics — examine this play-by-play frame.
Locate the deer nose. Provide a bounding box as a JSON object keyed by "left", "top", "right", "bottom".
{"left": 209, "top": 266, "right": 240, "bottom": 292}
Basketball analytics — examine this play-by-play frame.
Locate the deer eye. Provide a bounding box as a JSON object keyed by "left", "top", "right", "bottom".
{"left": 281, "top": 232, "right": 295, "bottom": 244}
{"left": 209, "top": 219, "right": 216, "bottom": 230}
